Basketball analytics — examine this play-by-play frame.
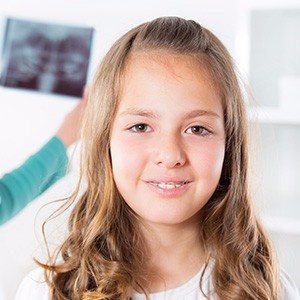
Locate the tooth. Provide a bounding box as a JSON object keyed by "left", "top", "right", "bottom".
{"left": 156, "top": 182, "right": 184, "bottom": 189}
{"left": 158, "top": 183, "right": 167, "bottom": 189}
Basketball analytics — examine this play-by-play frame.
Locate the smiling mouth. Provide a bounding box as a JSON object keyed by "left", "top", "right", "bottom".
{"left": 148, "top": 182, "right": 189, "bottom": 189}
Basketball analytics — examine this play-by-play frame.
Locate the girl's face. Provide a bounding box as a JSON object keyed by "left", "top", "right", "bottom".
{"left": 110, "top": 53, "right": 225, "bottom": 227}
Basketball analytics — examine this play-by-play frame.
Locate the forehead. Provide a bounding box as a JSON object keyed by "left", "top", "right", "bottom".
{"left": 123, "top": 51, "right": 220, "bottom": 94}
{"left": 121, "top": 50, "right": 222, "bottom": 100}
{"left": 124, "top": 51, "right": 212, "bottom": 80}
{"left": 115, "top": 51, "right": 224, "bottom": 121}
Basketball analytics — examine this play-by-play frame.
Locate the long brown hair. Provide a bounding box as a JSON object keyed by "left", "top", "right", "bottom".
{"left": 39, "top": 16, "right": 280, "bottom": 299}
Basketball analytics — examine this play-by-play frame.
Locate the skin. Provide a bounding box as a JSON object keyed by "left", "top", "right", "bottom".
{"left": 110, "top": 52, "right": 226, "bottom": 291}
{"left": 55, "top": 86, "right": 88, "bottom": 147}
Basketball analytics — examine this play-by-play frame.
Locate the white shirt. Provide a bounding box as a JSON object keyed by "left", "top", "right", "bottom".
{"left": 15, "top": 264, "right": 300, "bottom": 300}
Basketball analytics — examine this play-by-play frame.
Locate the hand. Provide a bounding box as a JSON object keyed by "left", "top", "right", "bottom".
{"left": 55, "top": 87, "right": 88, "bottom": 148}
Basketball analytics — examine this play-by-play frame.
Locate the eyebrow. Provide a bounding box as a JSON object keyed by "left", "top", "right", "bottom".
{"left": 119, "top": 108, "right": 221, "bottom": 119}
{"left": 184, "top": 109, "right": 221, "bottom": 119}
{"left": 119, "top": 108, "right": 160, "bottom": 119}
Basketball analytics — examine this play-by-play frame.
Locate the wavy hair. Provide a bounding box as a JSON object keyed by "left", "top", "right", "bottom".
{"left": 39, "top": 16, "right": 280, "bottom": 299}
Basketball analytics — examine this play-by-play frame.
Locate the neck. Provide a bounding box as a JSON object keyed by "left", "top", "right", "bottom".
{"left": 140, "top": 219, "right": 207, "bottom": 292}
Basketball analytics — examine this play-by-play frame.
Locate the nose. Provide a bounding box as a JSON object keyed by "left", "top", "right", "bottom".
{"left": 152, "top": 133, "right": 186, "bottom": 169}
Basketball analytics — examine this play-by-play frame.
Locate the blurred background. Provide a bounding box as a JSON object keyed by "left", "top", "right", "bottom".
{"left": 0, "top": 0, "right": 299, "bottom": 299}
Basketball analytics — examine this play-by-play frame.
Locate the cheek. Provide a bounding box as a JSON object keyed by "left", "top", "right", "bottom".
{"left": 193, "top": 141, "right": 225, "bottom": 181}
{"left": 110, "top": 135, "right": 147, "bottom": 181}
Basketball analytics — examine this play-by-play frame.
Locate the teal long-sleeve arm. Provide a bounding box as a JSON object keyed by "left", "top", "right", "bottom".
{"left": 0, "top": 137, "right": 68, "bottom": 225}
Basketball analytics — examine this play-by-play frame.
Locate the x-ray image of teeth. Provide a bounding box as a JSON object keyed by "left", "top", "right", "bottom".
{"left": 0, "top": 18, "right": 94, "bottom": 97}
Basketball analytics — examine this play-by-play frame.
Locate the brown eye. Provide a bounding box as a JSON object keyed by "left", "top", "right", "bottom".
{"left": 132, "top": 124, "right": 149, "bottom": 133}
{"left": 191, "top": 126, "right": 204, "bottom": 135}
{"left": 186, "top": 126, "right": 209, "bottom": 136}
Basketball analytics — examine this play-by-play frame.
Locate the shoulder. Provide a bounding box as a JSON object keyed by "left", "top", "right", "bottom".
{"left": 280, "top": 269, "right": 300, "bottom": 300}
{"left": 15, "top": 268, "right": 49, "bottom": 300}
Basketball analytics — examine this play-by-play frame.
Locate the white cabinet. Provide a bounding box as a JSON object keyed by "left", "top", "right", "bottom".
{"left": 237, "top": 0, "right": 300, "bottom": 289}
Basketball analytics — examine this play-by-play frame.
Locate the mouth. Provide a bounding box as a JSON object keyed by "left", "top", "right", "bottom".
{"left": 148, "top": 181, "right": 189, "bottom": 190}
{"left": 144, "top": 179, "right": 192, "bottom": 198}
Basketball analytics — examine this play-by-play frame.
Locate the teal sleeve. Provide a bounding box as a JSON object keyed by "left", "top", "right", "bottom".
{"left": 0, "top": 136, "right": 68, "bottom": 225}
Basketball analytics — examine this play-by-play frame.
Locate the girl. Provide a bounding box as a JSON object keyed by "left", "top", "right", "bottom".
{"left": 16, "top": 16, "right": 299, "bottom": 300}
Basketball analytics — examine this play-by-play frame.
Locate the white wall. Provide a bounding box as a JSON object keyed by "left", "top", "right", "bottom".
{"left": 0, "top": 1, "right": 239, "bottom": 299}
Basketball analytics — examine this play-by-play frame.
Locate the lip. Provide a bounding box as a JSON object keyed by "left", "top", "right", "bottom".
{"left": 143, "top": 177, "right": 192, "bottom": 198}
